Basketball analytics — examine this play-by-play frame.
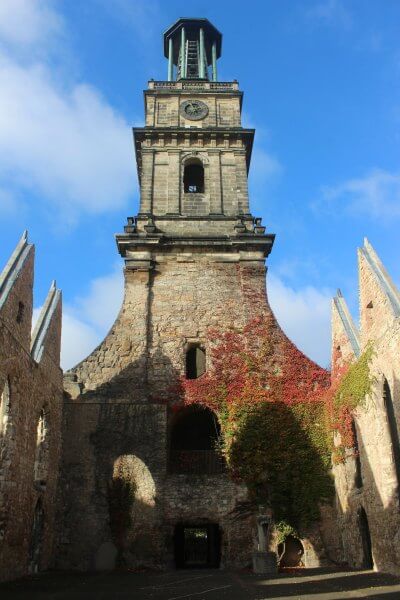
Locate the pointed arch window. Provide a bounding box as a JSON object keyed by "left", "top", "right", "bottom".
{"left": 383, "top": 378, "right": 400, "bottom": 489}
{"left": 34, "top": 408, "right": 50, "bottom": 490}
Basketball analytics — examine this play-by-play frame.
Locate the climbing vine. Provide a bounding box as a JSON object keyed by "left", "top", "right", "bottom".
{"left": 327, "top": 343, "right": 375, "bottom": 462}
{"left": 180, "top": 314, "right": 334, "bottom": 532}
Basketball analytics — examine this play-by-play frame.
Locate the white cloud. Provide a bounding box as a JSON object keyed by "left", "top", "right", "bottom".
{"left": 0, "top": 0, "right": 62, "bottom": 49}
{"left": 319, "top": 169, "right": 400, "bottom": 220}
{"left": 61, "top": 264, "right": 124, "bottom": 369}
{"left": 60, "top": 312, "right": 101, "bottom": 372}
{"left": 0, "top": 0, "right": 136, "bottom": 224}
{"left": 33, "top": 264, "right": 124, "bottom": 370}
{"left": 267, "top": 273, "right": 332, "bottom": 368}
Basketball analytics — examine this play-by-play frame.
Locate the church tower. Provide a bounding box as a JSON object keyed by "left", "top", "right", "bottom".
{"left": 59, "top": 19, "right": 332, "bottom": 571}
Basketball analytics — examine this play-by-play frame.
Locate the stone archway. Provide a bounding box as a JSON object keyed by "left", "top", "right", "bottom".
{"left": 278, "top": 535, "right": 304, "bottom": 568}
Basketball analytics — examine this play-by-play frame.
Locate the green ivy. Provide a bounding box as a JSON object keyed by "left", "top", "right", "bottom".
{"left": 333, "top": 344, "right": 375, "bottom": 414}
{"left": 223, "top": 401, "right": 334, "bottom": 530}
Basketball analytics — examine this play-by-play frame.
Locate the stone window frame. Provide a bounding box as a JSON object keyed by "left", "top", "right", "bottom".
{"left": 33, "top": 406, "right": 50, "bottom": 491}
{"left": 181, "top": 152, "right": 209, "bottom": 197}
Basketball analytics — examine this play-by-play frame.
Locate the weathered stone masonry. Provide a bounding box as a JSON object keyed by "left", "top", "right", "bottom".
{"left": 0, "top": 232, "right": 63, "bottom": 582}
{"left": 57, "top": 18, "right": 340, "bottom": 572}
{"left": 332, "top": 239, "right": 400, "bottom": 574}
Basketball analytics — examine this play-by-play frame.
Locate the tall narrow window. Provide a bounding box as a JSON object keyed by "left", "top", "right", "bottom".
{"left": 186, "top": 345, "right": 206, "bottom": 380}
{"left": 351, "top": 418, "right": 363, "bottom": 489}
{"left": 184, "top": 160, "right": 204, "bottom": 193}
{"left": 383, "top": 378, "right": 400, "bottom": 489}
{"left": 34, "top": 409, "right": 50, "bottom": 490}
{"left": 0, "top": 378, "right": 10, "bottom": 439}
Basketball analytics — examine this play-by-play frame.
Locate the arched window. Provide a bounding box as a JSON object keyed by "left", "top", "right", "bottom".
{"left": 383, "top": 378, "right": 400, "bottom": 489}
{"left": 34, "top": 409, "right": 50, "bottom": 490}
{"left": 0, "top": 378, "right": 11, "bottom": 439}
{"left": 169, "top": 405, "right": 224, "bottom": 474}
{"left": 351, "top": 418, "right": 363, "bottom": 489}
{"left": 183, "top": 159, "right": 204, "bottom": 193}
{"left": 186, "top": 345, "right": 206, "bottom": 380}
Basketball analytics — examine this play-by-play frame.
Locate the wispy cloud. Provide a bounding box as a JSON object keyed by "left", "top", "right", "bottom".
{"left": 306, "top": 0, "right": 352, "bottom": 29}
{"left": 0, "top": 0, "right": 136, "bottom": 226}
{"left": 315, "top": 168, "right": 400, "bottom": 220}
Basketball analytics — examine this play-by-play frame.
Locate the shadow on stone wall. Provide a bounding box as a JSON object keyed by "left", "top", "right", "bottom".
{"left": 336, "top": 376, "right": 400, "bottom": 573}
{"left": 60, "top": 346, "right": 181, "bottom": 571}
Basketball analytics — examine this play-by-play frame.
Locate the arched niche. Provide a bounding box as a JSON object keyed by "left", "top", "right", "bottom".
{"left": 106, "top": 455, "right": 157, "bottom": 569}
{"left": 168, "top": 405, "right": 224, "bottom": 474}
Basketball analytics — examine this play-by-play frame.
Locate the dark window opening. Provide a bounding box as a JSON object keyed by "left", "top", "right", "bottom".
{"left": 383, "top": 378, "right": 400, "bottom": 490}
{"left": 184, "top": 162, "right": 204, "bottom": 193}
{"left": 366, "top": 301, "right": 373, "bottom": 309}
{"left": 186, "top": 346, "right": 206, "bottom": 380}
{"left": 16, "top": 301, "right": 25, "bottom": 324}
{"left": 358, "top": 507, "right": 373, "bottom": 569}
{"left": 351, "top": 419, "right": 363, "bottom": 489}
{"left": 169, "top": 405, "right": 225, "bottom": 474}
{"left": 174, "top": 523, "right": 221, "bottom": 568}
{"left": 278, "top": 535, "right": 304, "bottom": 568}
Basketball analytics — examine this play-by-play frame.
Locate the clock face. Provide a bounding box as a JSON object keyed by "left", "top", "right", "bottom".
{"left": 180, "top": 99, "right": 209, "bottom": 121}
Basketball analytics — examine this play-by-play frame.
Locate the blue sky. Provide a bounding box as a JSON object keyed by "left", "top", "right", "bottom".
{"left": 1, "top": 0, "right": 400, "bottom": 369}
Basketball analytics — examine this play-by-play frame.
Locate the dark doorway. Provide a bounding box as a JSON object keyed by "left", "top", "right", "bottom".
{"left": 29, "top": 500, "right": 44, "bottom": 573}
{"left": 184, "top": 161, "right": 204, "bottom": 193}
{"left": 358, "top": 507, "right": 374, "bottom": 569}
{"left": 278, "top": 535, "right": 304, "bottom": 568}
{"left": 174, "top": 524, "right": 221, "bottom": 568}
{"left": 186, "top": 346, "right": 206, "bottom": 379}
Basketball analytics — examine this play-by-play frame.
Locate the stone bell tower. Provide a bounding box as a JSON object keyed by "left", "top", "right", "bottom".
{"left": 59, "top": 18, "right": 302, "bottom": 572}
{"left": 117, "top": 17, "right": 273, "bottom": 266}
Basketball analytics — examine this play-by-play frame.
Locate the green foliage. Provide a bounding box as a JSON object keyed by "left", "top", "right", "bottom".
{"left": 226, "top": 401, "right": 334, "bottom": 529}
{"left": 275, "top": 521, "right": 298, "bottom": 545}
{"left": 333, "top": 344, "right": 375, "bottom": 414}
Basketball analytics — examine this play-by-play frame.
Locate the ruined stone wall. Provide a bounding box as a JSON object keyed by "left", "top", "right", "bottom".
{"left": 331, "top": 241, "right": 400, "bottom": 574}
{"left": 0, "top": 243, "right": 63, "bottom": 582}
{"left": 59, "top": 250, "right": 340, "bottom": 570}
